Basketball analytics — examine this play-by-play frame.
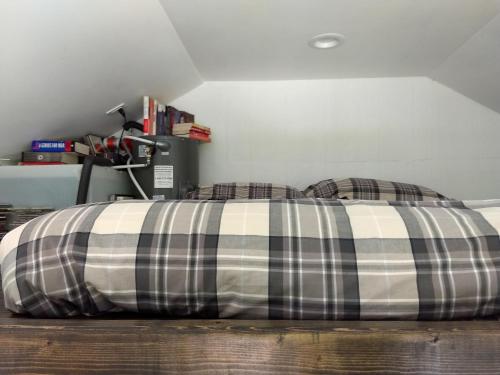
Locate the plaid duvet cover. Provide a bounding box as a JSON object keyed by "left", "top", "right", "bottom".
{"left": 1, "top": 199, "right": 500, "bottom": 319}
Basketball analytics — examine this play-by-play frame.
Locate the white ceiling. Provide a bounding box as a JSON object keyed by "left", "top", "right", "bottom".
{"left": 431, "top": 13, "right": 500, "bottom": 114}
{"left": 160, "top": 0, "right": 500, "bottom": 80}
{"left": 0, "top": 0, "right": 202, "bottom": 157}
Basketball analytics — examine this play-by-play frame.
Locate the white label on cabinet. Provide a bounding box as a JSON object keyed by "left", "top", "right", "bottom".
{"left": 154, "top": 165, "right": 173, "bottom": 189}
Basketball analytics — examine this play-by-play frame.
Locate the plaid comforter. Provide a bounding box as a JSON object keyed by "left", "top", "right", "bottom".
{"left": 1, "top": 199, "right": 500, "bottom": 319}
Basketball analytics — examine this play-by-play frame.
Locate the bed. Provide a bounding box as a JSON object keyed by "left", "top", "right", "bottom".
{"left": 1, "top": 179, "right": 500, "bottom": 373}
{"left": 3, "top": 198, "right": 500, "bottom": 319}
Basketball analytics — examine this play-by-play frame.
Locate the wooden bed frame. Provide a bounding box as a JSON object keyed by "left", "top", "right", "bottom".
{"left": 1, "top": 286, "right": 500, "bottom": 374}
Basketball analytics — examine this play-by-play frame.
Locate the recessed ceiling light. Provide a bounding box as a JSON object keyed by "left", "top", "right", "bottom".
{"left": 308, "top": 33, "right": 345, "bottom": 49}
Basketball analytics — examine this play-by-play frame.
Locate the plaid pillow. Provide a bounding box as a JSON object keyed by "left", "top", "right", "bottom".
{"left": 187, "top": 182, "right": 305, "bottom": 200}
{"left": 304, "top": 178, "right": 449, "bottom": 201}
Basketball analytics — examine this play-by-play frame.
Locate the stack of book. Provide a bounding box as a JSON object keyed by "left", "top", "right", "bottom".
{"left": 172, "top": 123, "right": 211, "bottom": 142}
{"left": 0, "top": 204, "right": 11, "bottom": 241}
{"left": 0, "top": 206, "right": 53, "bottom": 241}
{"left": 20, "top": 140, "right": 90, "bottom": 165}
{"left": 143, "top": 95, "right": 195, "bottom": 136}
{"left": 8, "top": 208, "right": 53, "bottom": 229}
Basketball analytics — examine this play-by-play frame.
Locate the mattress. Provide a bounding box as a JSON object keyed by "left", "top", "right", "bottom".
{"left": 1, "top": 198, "right": 500, "bottom": 319}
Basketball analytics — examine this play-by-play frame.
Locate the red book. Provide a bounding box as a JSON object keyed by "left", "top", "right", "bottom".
{"left": 143, "top": 96, "right": 150, "bottom": 135}
{"left": 190, "top": 133, "right": 211, "bottom": 142}
{"left": 177, "top": 130, "right": 211, "bottom": 142}
{"left": 189, "top": 128, "right": 211, "bottom": 137}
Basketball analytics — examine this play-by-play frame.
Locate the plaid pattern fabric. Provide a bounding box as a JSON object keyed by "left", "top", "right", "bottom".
{"left": 304, "top": 178, "right": 449, "bottom": 201}
{"left": 187, "top": 182, "right": 305, "bottom": 200}
{"left": 1, "top": 198, "right": 500, "bottom": 319}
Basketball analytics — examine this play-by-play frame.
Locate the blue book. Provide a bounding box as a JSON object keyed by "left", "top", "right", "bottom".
{"left": 32, "top": 140, "right": 72, "bottom": 152}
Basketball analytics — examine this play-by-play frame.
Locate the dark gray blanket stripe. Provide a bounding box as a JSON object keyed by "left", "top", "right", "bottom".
{"left": 69, "top": 203, "right": 110, "bottom": 315}
{"left": 333, "top": 205, "right": 360, "bottom": 319}
{"left": 395, "top": 206, "right": 442, "bottom": 319}
{"left": 290, "top": 201, "right": 301, "bottom": 319}
{"left": 136, "top": 201, "right": 166, "bottom": 313}
{"left": 268, "top": 199, "right": 285, "bottom": 319}
{"left": 202, "top": 201, "right": 223, "bottom": 318}
{"left": 457, "top": 208, "right": 500, "bottom": 315}
{"left": 318, "top": 200, "right": 334, "bottom": 319}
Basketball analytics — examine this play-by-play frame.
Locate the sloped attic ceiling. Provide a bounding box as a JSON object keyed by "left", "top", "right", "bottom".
{"left": 160, "top": 0, "right": 500, "bottom": 113}
{"left": 431, "top": 12, "right": 500, "bottom": 114}
{"left": 160, "top": 0, "right": 499, "bottom": 80}
{"left": 2, "top": 0, "right": 500, "bottom": 160}
{"left": 0, "top": 0, "right": 202, "bottom": 157}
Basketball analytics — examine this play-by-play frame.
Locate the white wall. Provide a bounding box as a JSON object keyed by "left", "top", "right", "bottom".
{"left": 172, "top": 77, "right": 500, "bottom": 200}
{"left": 0, "top": 0, "right": 202, "bottom": 158}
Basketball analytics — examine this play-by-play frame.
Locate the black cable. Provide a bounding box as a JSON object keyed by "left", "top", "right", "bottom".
{"left": 123, "top": 121, "right": 144, "bottom": 132}
{"left": 117, "top": 128, "right": 125, "bottom": 156}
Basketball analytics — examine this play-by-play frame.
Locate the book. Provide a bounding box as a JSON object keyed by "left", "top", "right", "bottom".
{"left": 31, "top": 140, "right": 90, "bottom": 155}
{"left": 152, "top": 99, "right": 158, "bottom": 136}
{"left": 176, "top": 130, "right": 211, "bottom": 142}
{"left": 166, "top": 106, "right": 181, "bottom": 135}
{"left": 7, "top": 207, "right": 54, "bottom": 236}
{"left": 179, "top": 111, "right": 195, "bottom": 123}
{"left": 32, "top": 140, "right": 72, "bottom": 152}
{"left": 173, "top": 122, "right": 212, "bottom": 142}
{"left": 18, "top": 162, "right": 65, "bottom": 166}
{"left": 156, "top": 104, "right": 162, "bottom": 135}
{"left": 173, "top": 129, "right": 210, "bottom": 138}
{"left": 143, "top": 97, "right": 196, "bottom": 137}
{"left": 22, "top": 152, "right": 79, "bottom": 164}
{"left": 0, "top": 204, "right": 12, "bottom": 241}
{"left": 143, "top": 96, "right": 150, "bottom": 135}
{"left": 172, "top": 123, "right": 211, "bottom": 134}
{"left": 148, "top": 98, "right": 155, "bottom": 136}
{"left": 157, "top": 104, "right": 166, "bottom": 135}
{"left": 176, "top": 133, "right": 211, "bottom": 142}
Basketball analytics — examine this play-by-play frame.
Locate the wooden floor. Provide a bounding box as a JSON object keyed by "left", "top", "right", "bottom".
{"left": 1, "top": 290, "right": 500, "bottom": 374}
